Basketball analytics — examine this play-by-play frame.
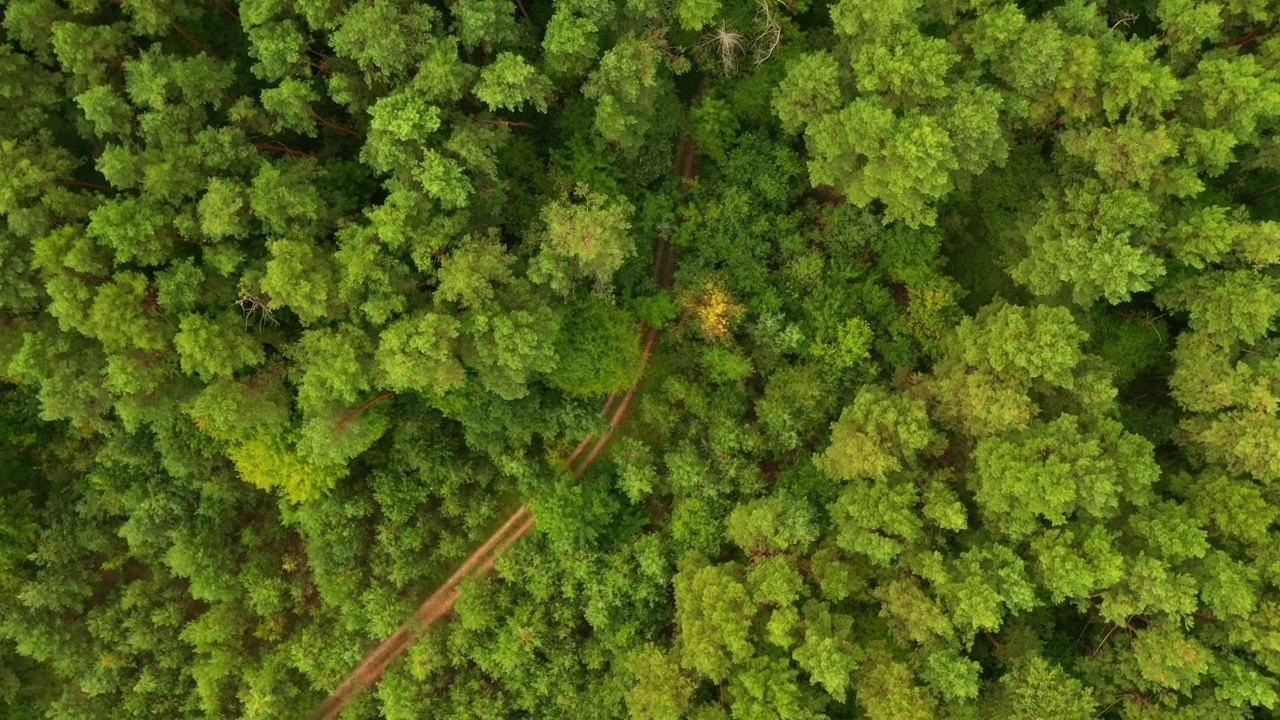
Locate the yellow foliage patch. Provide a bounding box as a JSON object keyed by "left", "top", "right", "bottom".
{"left": 683, "top": 280, "right": 743, "bottom": 342}
{"left": 228, "top": 431, "right": 344, "bottom": 503}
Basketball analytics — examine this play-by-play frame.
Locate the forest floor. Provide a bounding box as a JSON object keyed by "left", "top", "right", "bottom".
{"left": 307, "top": 134, "right": 697, "bottom": 720}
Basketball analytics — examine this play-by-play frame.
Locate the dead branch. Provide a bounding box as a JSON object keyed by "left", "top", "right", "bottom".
{"left": 753, "top": 0, "right": 782, "bottom": 66}
{"left": 235, "top": 292, "right": 279, "bottom": 329}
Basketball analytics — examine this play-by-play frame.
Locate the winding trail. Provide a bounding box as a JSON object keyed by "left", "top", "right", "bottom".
{"left": 307, "top": 134, "right": 696, "bottom": 720}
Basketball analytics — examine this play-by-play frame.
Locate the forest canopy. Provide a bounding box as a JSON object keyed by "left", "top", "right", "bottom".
{"left": 3, "top": 0, "right": 1280, "bottom": 717}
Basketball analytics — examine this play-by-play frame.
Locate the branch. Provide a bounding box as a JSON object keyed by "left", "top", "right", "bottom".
{"left": 169, "top": 231, "right": 209, "bottom": 247}
{"left": 58, "top": 180, "right": 114, "bottom": 192}
{"left": 213, "top": 0, "right": 239, "bottom": 19}
{"left": 312, "top": 111, "right": 365, "bottom": 138}
{"left": 479, "top": 117, "right": 536, "bottom": 129}
{"left": 1111, "top": 11, "right": 1139, "bottom": 30}
{"left": 335, "top": 393, "right": 393, "bottom": 431}
{"left": 254, "top": 142, "right": 316, "bottom": 159}
{"left": 63, "top": 268, "right": 114, "bottom": 285}
{"left": 1246, "top": 181, "right": 1280, "bottom": 202}
{"left": 172, "top": 22, "right": 223, "bottom": 60}
{"left": 1090, "top": 625, "right": 1120, "bottom": 658}
{"left": 1222, "top": 24, "right": 1273, "bottom": 49}
{"left": 983, "top": 630, "right": 1004, "bottom": 651}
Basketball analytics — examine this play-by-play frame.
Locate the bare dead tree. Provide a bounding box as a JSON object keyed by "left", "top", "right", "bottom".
{"left": 698, "top": 23, "right": 746, "bottom": 75}
{"left": 235, "top": 292, "right": 279, "bottom": 329}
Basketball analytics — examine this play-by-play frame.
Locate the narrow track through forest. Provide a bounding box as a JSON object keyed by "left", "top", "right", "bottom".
{"left": 308, "top": 133, "right": 697, "bottom": 720}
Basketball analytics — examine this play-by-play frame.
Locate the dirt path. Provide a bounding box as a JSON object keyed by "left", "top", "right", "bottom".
{"left": 568, "top": 133, "right": 690, "bottom": 477}
{"left": 308, "top": 506, "right": 535, "bottom": 720}
{"left": 307, "top": 134, "right": 697, "bottom": 720}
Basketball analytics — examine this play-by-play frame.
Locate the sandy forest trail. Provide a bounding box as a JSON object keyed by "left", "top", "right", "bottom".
{"left": 307, "top": 135, "right": 695, "bottom": 720}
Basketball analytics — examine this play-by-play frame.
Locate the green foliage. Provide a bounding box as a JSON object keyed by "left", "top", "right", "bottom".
{"left": 475, "top": 54, "right": 553, "bottom": 113}
{"left": 856, "top": 657, "right": 938, "bottom": 720}
{"left": 809, "top": 316, "right": 873, "bottom": 369}
{"left": 675, "top": 0, "right": 720, "bottom": 32}
{"left": 626, "top": 644, "right": 694, "bottom": 720}
{"left": 772, "top": 53, "right": 843, "bottom": 135}
{"left": 630, "top": 291, "right": 678, "bottom": 329}
{"left": 548, "top": 297, "right": 643, "bottom": 398}
{"left": 816, "top": 384, "right": 934, "bottom": 481}
{"left": 973, "top": 415, "right": 1158, "bottom": 539}
{"left": 229, "top": 428, "right": 347, "bottom": 503}
{"left": 830, "top": 475, "right": 924, "bottom": 566}
{"left": 1013, "top": 180, "right": 1167, "bottom": 305}
{"left": 726, "top": 496, "right": 817, "bottom": 555}
{"left": 376, "top": 312, "right": 466, "bottom": 394}
{"left": 927, "top": 302, "right": 1095, "bottom": 437}
{"left": 583, "top": 38, "right": 671, "bottom": 152}
{"left": 674, "top": 557, "right": 755, "bottom": 681}
{"left": 530, "top": 186, "right": 636, "bottom": 293}
{"left": 4, "top": 1, "right": 1280, "bottom": 719}
{"left": 174, "top": 313, "right": 265, "bottom": 382}
{"left": 453, "top": 0, "right": 521, "bottom": 51}
{"left": 985, "top": 655, "right": 1096, "bottom": 720}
